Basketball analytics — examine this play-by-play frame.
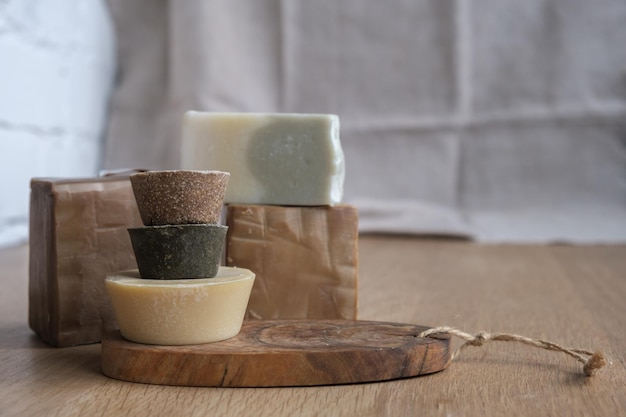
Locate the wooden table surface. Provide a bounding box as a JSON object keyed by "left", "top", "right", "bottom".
{"left": 2, "top": 236, "right": 625, "bottom": 417}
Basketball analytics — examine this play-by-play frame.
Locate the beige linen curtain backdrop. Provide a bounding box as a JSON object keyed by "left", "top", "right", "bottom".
{"left": 102, "top": 0, "right": 626, "bottom": 243}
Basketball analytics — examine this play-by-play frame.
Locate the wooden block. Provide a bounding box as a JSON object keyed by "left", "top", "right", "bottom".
{"left": 29, "top": 175, "right": 142, "bottom": 347}
{"left": 101, "top": 320, "right": 450, "bottom": 387}
{"left": 225, "top": 204, "right": 358, "bottom": 320}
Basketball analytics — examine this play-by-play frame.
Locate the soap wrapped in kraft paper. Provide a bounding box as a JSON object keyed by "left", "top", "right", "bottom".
{"left": 226, "top": 204, "right": 359, "bottom": 320}
{"left": 29, "top": 175, "right": 142, "bottom": 347}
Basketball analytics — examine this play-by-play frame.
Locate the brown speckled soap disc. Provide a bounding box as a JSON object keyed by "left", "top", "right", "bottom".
{"left": 128, "top": 224, "right": 228, "bottom": 279}
{"left": 130, "top": 170, "right": 230, "bottom": 226}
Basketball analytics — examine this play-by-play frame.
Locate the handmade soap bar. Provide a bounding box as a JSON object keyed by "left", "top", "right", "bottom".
{"left": 29, "top": 176, "right": 142, "bottom": 347}
{"left": 130, "top": 170, "right": 229, "bottom": 226}
{"left": 106, "top": 268, "right": 255, "bottom": 345}
{"left": 181, "top": 112, "right": 345, "bottom": 205}
{"left": 128, "top": 224, "right": 228, "bottom": 279}
{"left": 225, "top": 204, "right": 358, "bottom": 320}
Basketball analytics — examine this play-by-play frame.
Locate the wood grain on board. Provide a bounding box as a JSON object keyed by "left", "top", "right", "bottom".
{"left": 101, "top": 319, "right": 450, "bottom": 387}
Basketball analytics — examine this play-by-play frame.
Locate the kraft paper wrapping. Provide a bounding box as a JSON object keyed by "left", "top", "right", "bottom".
{"left": 29, "top": 176, "right": 142, "bottom": 347}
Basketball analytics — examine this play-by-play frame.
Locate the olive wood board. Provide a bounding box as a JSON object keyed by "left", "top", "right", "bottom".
{"left": 101, "top": 319, "right": 451, "bottom": 387}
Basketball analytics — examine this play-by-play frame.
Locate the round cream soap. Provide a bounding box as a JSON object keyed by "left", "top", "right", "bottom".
{"left": 105, "top": 267, "right": 255, "bottom": 345}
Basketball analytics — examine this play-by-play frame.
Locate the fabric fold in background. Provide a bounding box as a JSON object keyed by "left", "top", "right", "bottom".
{"left": 103, "top": 0, "right": 626, "bottom": 243}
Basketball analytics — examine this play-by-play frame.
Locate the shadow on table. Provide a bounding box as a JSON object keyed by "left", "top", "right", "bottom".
{"left": 450, "top": 354, "right": 598, "bottom": 385}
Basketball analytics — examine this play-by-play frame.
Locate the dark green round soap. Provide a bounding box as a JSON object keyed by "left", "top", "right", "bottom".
{"left": 128, "top": 224, "right": 228, "bottom": 279}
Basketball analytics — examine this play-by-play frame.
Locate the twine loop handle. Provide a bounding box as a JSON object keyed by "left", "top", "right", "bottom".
{"left": 419, "top": 326, "right": 607, "bottom": 377}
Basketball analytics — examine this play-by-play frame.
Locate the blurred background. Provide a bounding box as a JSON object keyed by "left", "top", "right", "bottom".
{"left": 1, "top": 0, "right": 625, "bottom": 248}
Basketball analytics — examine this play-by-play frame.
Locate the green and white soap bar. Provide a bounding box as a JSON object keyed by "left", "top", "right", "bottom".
{"left": 181, "top": 112, "right": 345, "bottom": 206}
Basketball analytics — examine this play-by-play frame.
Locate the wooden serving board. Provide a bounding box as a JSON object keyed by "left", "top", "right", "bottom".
{"left": 101, "top": 319, "right": 450, "bottom": 387}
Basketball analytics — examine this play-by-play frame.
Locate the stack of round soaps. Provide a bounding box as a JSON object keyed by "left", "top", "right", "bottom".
{"left": 105, "top": 170, "right": 255, "bottom": 345}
